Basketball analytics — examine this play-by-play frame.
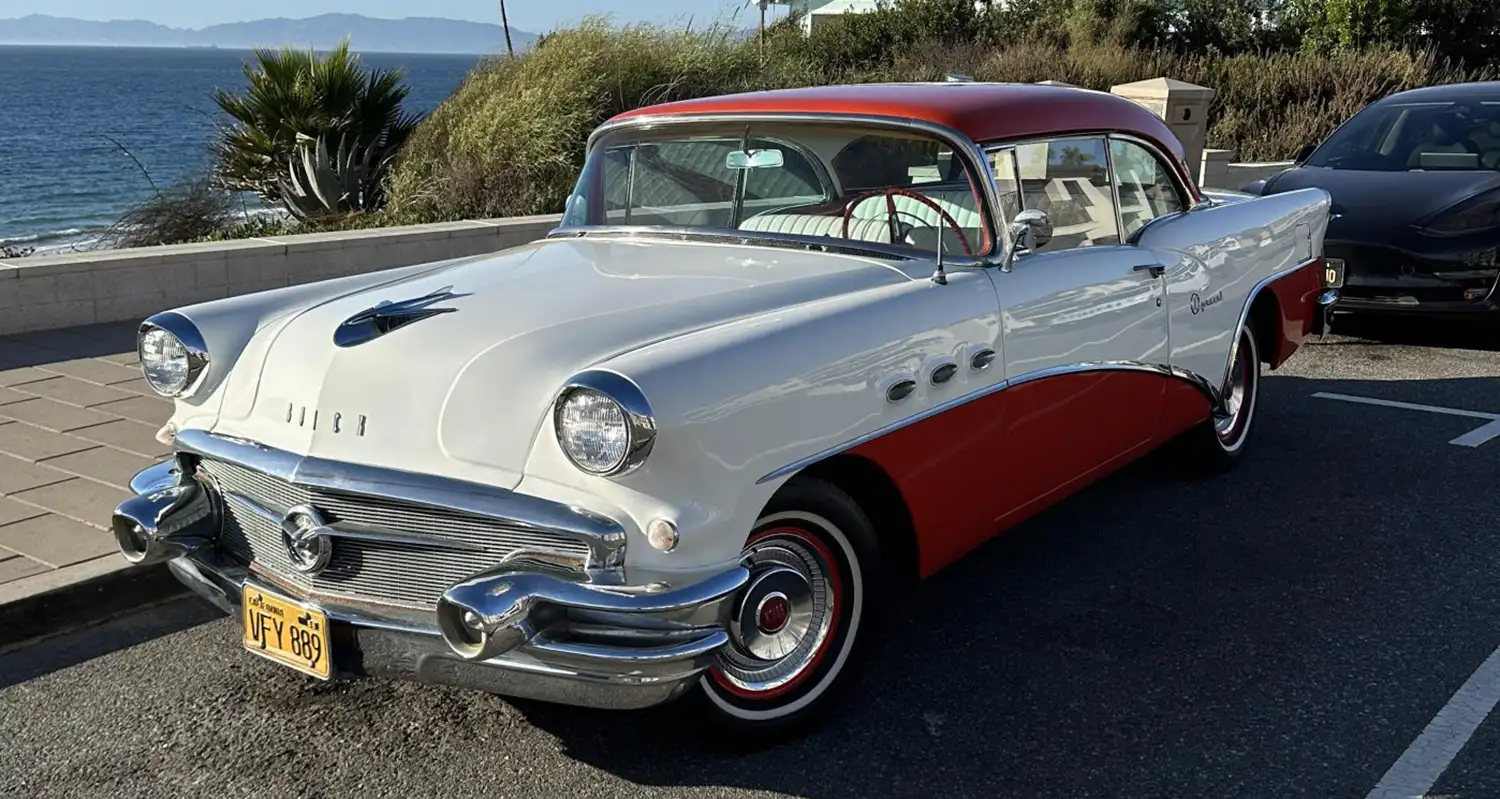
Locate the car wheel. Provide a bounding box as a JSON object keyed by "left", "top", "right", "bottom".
{"left": 686, "top": 477, "right": 885, "bottom": 745}
{"left": 1180, "top": 321, "right": 1261, "bottom": 473}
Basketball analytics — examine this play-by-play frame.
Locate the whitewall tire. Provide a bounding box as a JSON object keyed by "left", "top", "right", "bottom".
{"left": 687, "top": 477, "right": 885, "bottom": 743}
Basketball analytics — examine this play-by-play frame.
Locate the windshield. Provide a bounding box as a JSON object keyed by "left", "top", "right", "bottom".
{"left": 559, "top": 121, "right": 994, "bottom": 258}
{"left": 1307, "top": 97, "right": 1500, "bottom": 171}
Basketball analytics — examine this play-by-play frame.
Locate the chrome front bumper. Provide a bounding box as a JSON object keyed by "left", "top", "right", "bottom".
{"left": 114, "top": 453, "right": 749, "bottom": 710}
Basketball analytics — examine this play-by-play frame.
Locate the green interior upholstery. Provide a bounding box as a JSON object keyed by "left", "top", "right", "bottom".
{"left": 738, "top": 213, "right": 894, "bottom": 244}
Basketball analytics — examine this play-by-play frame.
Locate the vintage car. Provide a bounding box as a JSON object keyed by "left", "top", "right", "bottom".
{"left": 113, "top": 82, "right": 1337, "bottom": 741}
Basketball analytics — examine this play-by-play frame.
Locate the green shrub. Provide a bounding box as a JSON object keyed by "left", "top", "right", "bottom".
{"left": 103, "top": 177, "right": 239, "bottom": 249}
{"left": 385, "top": 16, "right": 1493, "bottom": 225}
{"left": 385, "top": 17, "right": 824, "bottom": 223}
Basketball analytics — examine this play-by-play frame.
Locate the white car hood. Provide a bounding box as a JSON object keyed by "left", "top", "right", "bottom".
{"left": 212, "top": 236, "right": 909, "bottom": 488}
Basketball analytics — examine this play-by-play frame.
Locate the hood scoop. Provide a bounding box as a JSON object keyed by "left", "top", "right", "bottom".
{"left": 333, "top": 285, "right": 471, "bottom": 347}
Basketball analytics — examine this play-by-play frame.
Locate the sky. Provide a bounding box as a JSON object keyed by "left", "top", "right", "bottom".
{"left": 1, "top": 1, "right": 782, "bottom": 34}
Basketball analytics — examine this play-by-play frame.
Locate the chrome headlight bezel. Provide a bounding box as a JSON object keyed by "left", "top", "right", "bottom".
{"left": 136, "top": 311, "right": 210, "bottom": 398}
{"left": 552, "top": 370, "right": 656, "bottom": 477}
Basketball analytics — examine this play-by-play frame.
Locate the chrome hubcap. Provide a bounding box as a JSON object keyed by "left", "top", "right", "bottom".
{"left": 1215, "top": 332, "right": 1253, "bottom": 442}
{"left": 716, "top": 535, "right": 834, "bottom": 693}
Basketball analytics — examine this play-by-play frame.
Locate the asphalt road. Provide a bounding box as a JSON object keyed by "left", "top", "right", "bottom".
{"left": 2, "top": 314, "right": 1499, "bottom": 799}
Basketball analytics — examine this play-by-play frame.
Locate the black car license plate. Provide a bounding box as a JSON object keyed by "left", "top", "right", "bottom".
{"left": 1324, "top": 257, "right": 1346, "bottom": 288}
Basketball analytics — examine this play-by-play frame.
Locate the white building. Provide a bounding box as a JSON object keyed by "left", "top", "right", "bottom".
{"left": 761, "top": 0, "right": 991, "bottom": 35}
{"left": 762, "top": 0, "right": 882, "bottom": 35}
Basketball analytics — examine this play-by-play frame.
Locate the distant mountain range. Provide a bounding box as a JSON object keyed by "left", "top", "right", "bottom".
{"left": 0, "top": 13, "right": 536, "bottom": 55}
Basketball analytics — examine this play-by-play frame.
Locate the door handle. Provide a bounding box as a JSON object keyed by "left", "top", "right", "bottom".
{"left": 1132, "top": 264, "right": 1165, "bottom": 278}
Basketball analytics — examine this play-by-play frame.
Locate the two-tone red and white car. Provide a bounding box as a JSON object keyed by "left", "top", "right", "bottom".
{"left": 115, "top": 82, "right": 1337, "bottom": 741}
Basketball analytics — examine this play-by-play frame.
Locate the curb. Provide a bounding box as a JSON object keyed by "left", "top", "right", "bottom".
{"left": 0, "top": 560, "right": 189, "bottom": 650}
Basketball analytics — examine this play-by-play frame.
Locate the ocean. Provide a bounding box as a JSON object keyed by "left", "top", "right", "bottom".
{"left": 0, "top": 45, "right": 482, "bottom": 253}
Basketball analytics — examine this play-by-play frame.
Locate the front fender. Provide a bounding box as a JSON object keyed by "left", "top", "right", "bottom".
{"left": 518, "top": 268, "right": 1002, "bottom": 583}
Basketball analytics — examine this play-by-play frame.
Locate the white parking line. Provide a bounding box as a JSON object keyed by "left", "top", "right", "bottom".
{"left": 1366, "top": 644, "right": 1500, "bottom": 799}
{"left": 1313, "top": 392, "right": 1500, "bottom": 447}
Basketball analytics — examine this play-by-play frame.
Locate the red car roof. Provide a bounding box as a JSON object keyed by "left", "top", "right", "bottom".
{"left": 609, "top": 82, "right": 1187, "bottom": 160}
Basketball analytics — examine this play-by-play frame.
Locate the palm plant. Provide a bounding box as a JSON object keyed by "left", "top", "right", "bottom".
{"left": 211, "top": 41, "right": 422, "bottom": 217}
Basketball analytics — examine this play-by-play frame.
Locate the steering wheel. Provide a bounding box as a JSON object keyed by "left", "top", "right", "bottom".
{"left": 840, "top": 188, "right": 974, "bottom": 257}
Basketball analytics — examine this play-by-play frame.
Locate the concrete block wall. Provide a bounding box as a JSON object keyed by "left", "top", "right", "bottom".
{"left": 0, "top": 215, "right": 561, "bottom": 335}
{"left": 1199, "top": 149, "right": 1295, "bottom": 192}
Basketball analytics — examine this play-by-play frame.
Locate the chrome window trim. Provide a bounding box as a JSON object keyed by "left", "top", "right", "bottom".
{"left": 548, "top": 225, "right": 930, "bottom": 264}
{"left": 553, "top": 368, "right": 657, "bottom": 478}
{"left": 138, "top": 311, "right": 211, "bottom": 399}
{"left": 574, "top": 111, "right": 1005, "bottom": 264}
{"left": 172, "top": 428, "right": 628, "bottom": 574}
{"left": 984, "top": 131, "right": 1195, "bottom": 249}
{"left": 1105, "top": 134, "right": 1192, "bottom": 243}
{"left": 756, "top": 360, "right": 1222, "bottom": 485}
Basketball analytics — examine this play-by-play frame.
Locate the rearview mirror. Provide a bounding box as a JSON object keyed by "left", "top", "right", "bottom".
{"left": 1010, "top": 208, "right": 1053, "bottom": 250}
{"left": 725, "top": 149, "right": 785, "bottom": 170}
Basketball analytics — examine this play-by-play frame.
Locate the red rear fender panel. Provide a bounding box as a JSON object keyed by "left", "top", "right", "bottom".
{"left": 1265, "top": 258, "right": 1324, "bottom": 368}
{"left": 847, "top": 368, "right": 1209, "bottom": 577}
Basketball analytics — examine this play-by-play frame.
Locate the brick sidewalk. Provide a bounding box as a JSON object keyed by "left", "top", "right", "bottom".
{"left": 0, "top": 322, "right": 171, "bottom": 597}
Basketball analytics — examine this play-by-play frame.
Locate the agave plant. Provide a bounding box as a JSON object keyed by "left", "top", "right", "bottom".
{"left": 277, "top": 131, "right": 398, "bottom": 219}
{"left": 211, "top": 41, "right": 421, "bottom": 215}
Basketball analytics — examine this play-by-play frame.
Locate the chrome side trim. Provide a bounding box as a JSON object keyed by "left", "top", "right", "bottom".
{"left": 172, "top": 428, "right": 627, "bottom": 574}
{"left": 139, "top": 311, "right": 211, "bottom": 399}
{"left": 756, "top": 360, "right": 1220, "bottom": 484}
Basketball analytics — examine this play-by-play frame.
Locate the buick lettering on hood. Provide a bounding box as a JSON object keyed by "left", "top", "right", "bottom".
{"left": 112, "top": 82, "right": 1337, "bottom": 741}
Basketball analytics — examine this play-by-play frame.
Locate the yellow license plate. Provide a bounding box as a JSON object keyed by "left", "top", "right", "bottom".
{"left": 242, "top": 585, "right": 332, "bottom": 679}
{"left": 1324, "top": 257, "right": 1346, "bottom": 288}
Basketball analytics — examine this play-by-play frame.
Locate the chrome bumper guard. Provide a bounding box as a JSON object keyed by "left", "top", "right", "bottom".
{"left": 114, "top": 455, "right": 749, "bottom": 710}
{"left": 1315, "top": 287, "right": 1340, "bottom": 336}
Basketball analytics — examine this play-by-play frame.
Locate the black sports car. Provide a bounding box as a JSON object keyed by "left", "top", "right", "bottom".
{"left": 1246, "top": 82, "right": 1500, "bottom": 315}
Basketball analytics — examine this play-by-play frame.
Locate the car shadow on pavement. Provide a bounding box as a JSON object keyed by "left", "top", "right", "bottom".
{"left": 1330, "top": 312, "right": 1500, "bottom": 351}
{"left": 0, "top": 597, "right": 220, "bottom": 690}
{"left": 504, "top": 373, "right": 1500, "bottom": 798}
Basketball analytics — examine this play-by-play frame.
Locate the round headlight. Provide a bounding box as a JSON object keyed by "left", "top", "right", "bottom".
{"left": 140, "top": 328, "right": 191, "bottom": 396}
{"left": 553, "top": 371, "right": 656, "bottom": 476}
{"left": 137, "top": 313, "right": 210, "bottom": 398}
{"left": 556, "top": 389, "right": 631, "bottom": 474}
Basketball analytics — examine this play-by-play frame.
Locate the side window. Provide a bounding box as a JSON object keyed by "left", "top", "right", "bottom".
{"left": 1013, "top": 137, "right": 1119, "bottom": 252}
{"left": 1109, "top": 139, "right": 1186, "bottom": 240}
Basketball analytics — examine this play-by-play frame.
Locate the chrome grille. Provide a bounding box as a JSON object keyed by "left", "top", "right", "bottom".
{"left": 198, "top": 458, "right": 591, "bottom": 608}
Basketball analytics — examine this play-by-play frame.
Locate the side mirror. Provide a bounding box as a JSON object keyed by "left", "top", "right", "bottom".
{"left": 1001, "top": 209, "right": 1053, "bottom": 272}
{"left": 1010, "top": 209, "right": 1053, "bottom": 250}
{"left": 1294, "top": 144, "right": 1316, "bottom": 164}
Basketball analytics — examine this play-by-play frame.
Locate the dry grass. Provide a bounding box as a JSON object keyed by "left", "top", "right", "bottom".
{"left": 382, "top": 16, "right": 1495, "bottom": 225}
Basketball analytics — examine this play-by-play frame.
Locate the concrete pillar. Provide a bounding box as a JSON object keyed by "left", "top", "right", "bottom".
{"left": 1199, "top": 148, "right": 1235, "bottom": 190}
{"left": 1110, "top": 77, "right": 1216, "bottom": 182}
